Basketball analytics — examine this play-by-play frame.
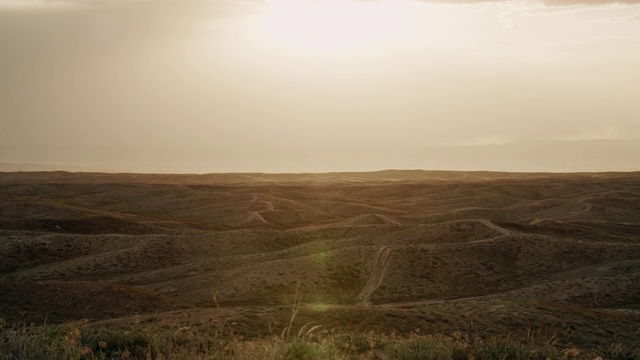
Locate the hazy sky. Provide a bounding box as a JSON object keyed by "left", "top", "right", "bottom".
{"left": 1, "top": 0, "right": 639, "bottom": 172}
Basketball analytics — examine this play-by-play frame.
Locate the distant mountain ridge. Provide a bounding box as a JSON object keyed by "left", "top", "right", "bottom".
{"left": 1, "top": 139, "right": 639, "bottom": 174}
{"left": 418, "top": 138, "right": 640, "bottom": 172}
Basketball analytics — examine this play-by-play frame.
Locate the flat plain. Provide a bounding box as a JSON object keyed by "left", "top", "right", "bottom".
{"left": 1, "top": 170, "right": 639, "bottom": 355}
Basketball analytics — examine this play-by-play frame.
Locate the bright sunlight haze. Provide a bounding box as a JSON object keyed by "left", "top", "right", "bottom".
{"left": 1, "top": 0, "right": 639, "bottom": 172}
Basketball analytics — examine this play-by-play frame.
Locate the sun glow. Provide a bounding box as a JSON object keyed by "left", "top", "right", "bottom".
{"left": 254, "top": 0, "right": 421, "bottom": 56}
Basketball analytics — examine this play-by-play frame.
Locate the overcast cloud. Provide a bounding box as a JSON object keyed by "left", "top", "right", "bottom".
{"left": 1, "top": 0, "right": 639, "bottom": 172}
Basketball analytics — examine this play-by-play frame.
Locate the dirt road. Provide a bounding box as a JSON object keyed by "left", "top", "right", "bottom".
{"left": 357, "top": 246, "right": 394, "bottom": 306}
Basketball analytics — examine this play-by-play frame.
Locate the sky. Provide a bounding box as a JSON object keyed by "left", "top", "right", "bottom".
{"left": 1, "top": 0, "right": 639, "bottom": 173}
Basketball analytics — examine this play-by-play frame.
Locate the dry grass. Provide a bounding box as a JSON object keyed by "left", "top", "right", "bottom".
{"left": 3, "top": 320, "right": 617, "bottom": 360}
{"left": 2, "top": 303, "right": 637, "bottom": 360}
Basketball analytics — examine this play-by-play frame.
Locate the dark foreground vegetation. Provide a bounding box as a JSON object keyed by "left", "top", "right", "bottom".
{"left": 2, "top": 319, "right": 638, "bottom": 360}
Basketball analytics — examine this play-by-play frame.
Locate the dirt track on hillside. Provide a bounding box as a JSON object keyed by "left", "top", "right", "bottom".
{"left": 1, "top": 171, "right": 640, "bottom": 349}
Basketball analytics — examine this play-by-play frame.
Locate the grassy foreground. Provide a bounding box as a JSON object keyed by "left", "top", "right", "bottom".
{"left": 1, "top": 318, "right": 638, "bottom": 360}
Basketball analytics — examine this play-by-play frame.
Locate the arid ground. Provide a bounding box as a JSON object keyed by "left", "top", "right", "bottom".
{"left": 1, "top": 170, "right": 639, "bottom": 352}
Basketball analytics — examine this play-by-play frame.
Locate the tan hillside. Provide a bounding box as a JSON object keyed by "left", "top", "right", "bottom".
{"left": 1, "top": 170, "right": 639, "bottom": 352}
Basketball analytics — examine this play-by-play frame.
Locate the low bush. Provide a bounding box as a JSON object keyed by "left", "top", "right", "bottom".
{"left": 0, "top": 321, "right": 634, "bottom": 360}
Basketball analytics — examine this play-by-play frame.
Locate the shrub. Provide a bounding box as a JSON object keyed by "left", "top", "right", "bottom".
{"left": 386, "top": 335, "right": 457, "bottom": 360}
{"left": 284, "top": 341, "right": 333, "bottom": 360}
{"left": 81, "top": 327, "right": 151, "bottom": 359}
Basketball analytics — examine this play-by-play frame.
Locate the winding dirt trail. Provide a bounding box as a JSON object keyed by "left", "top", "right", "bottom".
{"left": 357, "top": 246, "right": 394, "bottom": 306}
{"left": 376, "top": 214, "right": 402, "bottom": 226}
{"left": 247, "top": 211, "right": 271, "bottom": 225}
{"left": 529, "top": 201, "right": 595, "bottom": 225}
{"left": 251, "top": 193, "right": 274, "bottom": 211}
{"left": 477, "top": 219, "right": 510, "bottom": 236}
{"left": 357, "top": 219, "right": 506, "bottom": 305}
{"left": 264, "top": 201, "right": 274, "bottom": 211}
{"left": 466, "top": 219, "right": 511, "bottom": 244}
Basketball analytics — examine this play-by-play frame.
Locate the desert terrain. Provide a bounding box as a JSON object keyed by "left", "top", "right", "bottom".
{"left": 1, "top": 170, "right": 639, "bottom": 357}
